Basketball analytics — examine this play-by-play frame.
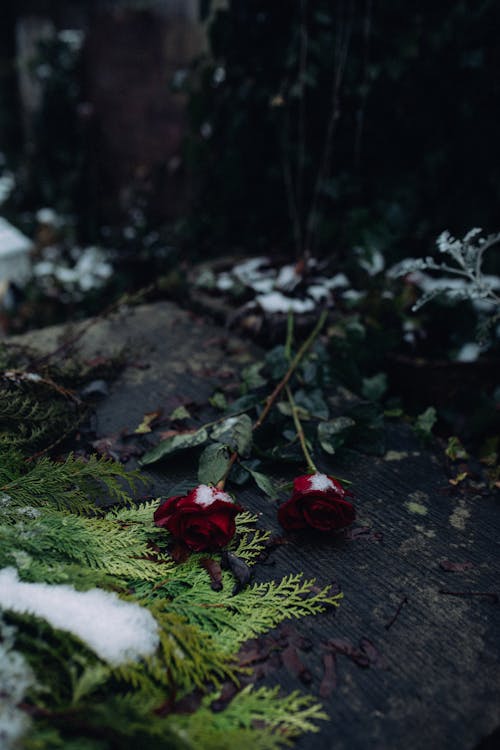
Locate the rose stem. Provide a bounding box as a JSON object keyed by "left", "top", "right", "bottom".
{"left": 253, "top": 309, "right": 328, "bottom": 432}
{"left": 285, "top": 384, "right": 318, "bottom": 474}
{"left": 216, "top": 451, "right": 239, "bottom": 490}
{"left": 216, "top": 310, "right": 327, "bottom": 490}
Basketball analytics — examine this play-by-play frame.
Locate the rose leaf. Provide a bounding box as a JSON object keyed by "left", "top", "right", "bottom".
{"left": 241, "top": 463, "right": 279, "bottom": 500}
{"left": 318, "top": 417, "right": 355, "bottom": 455}
{"left": 211, "top": 414, "right": 253, "bottom": 457}
{"left": 197, "top": 442, "right": 232, "bottom": 485}
{"left": 139, "top": 427, "right": 209, "bottom": 466}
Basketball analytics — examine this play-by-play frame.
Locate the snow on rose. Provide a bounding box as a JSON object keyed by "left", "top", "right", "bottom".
{"left": 154, "top": 484, "right": 243, "bottom": 552}
{"left": 278, "top": 473, "right": 355, "bottom": 532}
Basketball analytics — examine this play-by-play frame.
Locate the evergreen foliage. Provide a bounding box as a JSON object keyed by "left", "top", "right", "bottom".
{"left": 0, "top": 379, "right": 81, "bottom": 453}
{"left": 0, "top": 450, "right": 336, "bottom": 749}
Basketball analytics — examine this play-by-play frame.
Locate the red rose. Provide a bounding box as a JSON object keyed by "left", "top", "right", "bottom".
{"left": 278, "top": 473, "right": 355, "bottom": 532}
{"left": 153, "top": 484, "right": 243, "bottom": 552}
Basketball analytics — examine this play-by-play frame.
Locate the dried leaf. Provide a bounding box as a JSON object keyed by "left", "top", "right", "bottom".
{"left": 439, "top": 559, "right": 474, "bottom": 572}
{"left": 200, "top": 557, "right": 223, "bottom": 591}
{"left": 134, "top": 410, "right": 162, "bottom": 434}
{"left": 319, "top": 652, "right": 337, "bottom": 697}
{"left": 221, "top": 551, "right": 252, "bottom": 594}
{"left": 449, "top": 471, "right": 468, "bottom": 486}
{"left": 281, "top": 644, "right": 312, "bottom": 685}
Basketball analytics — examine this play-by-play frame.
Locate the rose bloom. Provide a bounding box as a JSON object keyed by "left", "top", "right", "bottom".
{"left": 278, "top": 473, "right": 355, "bottom": 532}
{"left": 153, "top": 484, "right": 243, "bottom": 552}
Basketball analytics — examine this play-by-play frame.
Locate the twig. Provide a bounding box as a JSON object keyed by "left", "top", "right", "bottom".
{"left": 439, "top": 590, "right": 499, "bottom": 603}
{"left": 384, "top": 596, "right": 408, "bottom": 630}
{"left": 253, "top": 310, "right": 328, "bottom": 431}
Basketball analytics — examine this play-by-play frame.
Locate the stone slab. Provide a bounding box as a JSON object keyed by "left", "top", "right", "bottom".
{"left": 9, "top": 301, "right": 500, "bottom": 750}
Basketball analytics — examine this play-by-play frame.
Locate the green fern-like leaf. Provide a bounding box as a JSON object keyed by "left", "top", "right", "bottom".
{"left": 0, "top": 453, "right": 143, "bottom": 514}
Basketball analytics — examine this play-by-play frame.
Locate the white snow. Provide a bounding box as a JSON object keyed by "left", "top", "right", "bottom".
{"left": 33, "top": 246, "right": 113, "bottom": 293}
{"left": 193, "top": 485, "right": 233, "bottom": 508}
{"left": 275, "top": 264, "right": 300, "bottom": 292}
{"left": 308, "top": 473, "right": 334, "bottom": 491}
{"left": 0, "top": 568, "right": 159, "bottom": 666}
{"left": 0, "top": 218, "right": 32, "bottom": 285}
{"left": 36, "top": 207, "right": 59, "bottom": 226}
{"left": 0, "top": 618, "right": 35, "bottom": 750}
{"left": 455, "top": 342, "right": 481, "bottom": 363}
{"left": 216, "top": 272, "right": 234, "bottom": 291}
{"left": 0, "top": 173, "right": 14, "bottom": 206}
{"left": 256, "top": 291, "right": 315, "bottom": 314}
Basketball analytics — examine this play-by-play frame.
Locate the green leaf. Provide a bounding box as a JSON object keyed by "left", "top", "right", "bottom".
{"left": 346, "top": 402, "right": 385, "bottom": 456}
{"left": 169, "top": 405, "right": 191, "bottom": 421}
{"left": 241, "top": 362, "right": 267, "bottom": 391}
{"left": 228, "top": 462, "right": 251, "bottom": 485}
{"left": 226, "top": 393, "right": 260, "bottom": 415}
{"left": 198, "top": 442, "right": 232, "bottom": 485}
{"left": 317, "top": 417, "right": 355, "bottom": 455}
{"left": 241, "top": 463, "right": 279, "bottom": 499}
{"left": 361, "top": 373, "right": 388, "bottom": 401}
{"left": 277, "top": 402, "right": 311, "bottom": 420}
{"left": 265, "top": 345, "right": 289, "bottom": 380}
{"left": 139, "top": 427, "right": 209, "bottom": 466}
{"left": 384, "top": 407, "right": 403, "bottom": 418}
{"left": 445, "top": 436, "right": 469, "bottom": 461}
{"left": 209, "top": 392, "right": 227, "bottom": 411}
{"left": 294, "top": 388, "right": 329, "bottom": 420}
{"left": 414, "top": 407, "right": 437, "bottom": 440}
{"left": 211, "top": 414, "right": 253, "bottom": 457}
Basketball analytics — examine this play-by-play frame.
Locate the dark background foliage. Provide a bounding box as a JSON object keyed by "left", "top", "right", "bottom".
{"left": 184, "top": 0, "right": 500, "bottom": 260}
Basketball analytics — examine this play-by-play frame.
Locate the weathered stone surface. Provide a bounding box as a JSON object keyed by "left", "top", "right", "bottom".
{"left": 9, "top": 301, "right": 500, "bottom": 750}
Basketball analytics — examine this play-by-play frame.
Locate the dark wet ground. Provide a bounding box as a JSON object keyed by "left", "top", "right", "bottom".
{"left": 13, "top": 301, "right": 500, "bottom": 750}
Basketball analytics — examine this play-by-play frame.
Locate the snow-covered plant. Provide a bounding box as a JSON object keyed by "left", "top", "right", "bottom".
{"left": 388, "top": 228, "right": 500, "bottom": 311}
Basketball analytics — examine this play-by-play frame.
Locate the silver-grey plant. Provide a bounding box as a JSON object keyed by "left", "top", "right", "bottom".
{"left": 388, "top": 228, "right": 500, "bottom": 312}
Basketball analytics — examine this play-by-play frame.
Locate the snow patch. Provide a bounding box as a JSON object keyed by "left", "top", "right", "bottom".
{"left": 0, "top": 618, "right": 35, "bottom": 750}
{"left": 0, "top": 568, "right": 159, "bottom": 666}
{"left": 193, "top": 485, "right": 233, "bottom": 508}
{"left": 308, "top": 473, "right": 334, "bottom": 491}
{"left": 455, "top": 342, "right": 481, "bottom": 363}
{"left": 256, "top": 292, "right": 315, "bottom": 314}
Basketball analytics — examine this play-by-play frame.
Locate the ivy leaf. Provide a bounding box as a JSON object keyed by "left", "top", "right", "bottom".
{"left": 346, "top": 402, "right": 385, "bottom": 456}
{"left": 139, "top": 427, "right": 209, "bottom": 466}
{"left": 414, "top": 407, "right": 437, "bottom": 440}
{"left": 242, "top": 362, "right": 267, "bottom": 390}
{"left": 209, "top": 392, "right": 227, "bottom": 410}
{"left": 361, "top": 373, "right": 388, "bottom": 402}
{"left": 445, "top": 436, "right": 469, "bottom": 461}
{"left": 198, "top": 442, "right": 232, "bottom": 485}
{"left": 225, "top": 393, "right": 260, "bottom": 415}
{"left": 265, "top": 345, "right": 289, "bottom": 379}
{"left": 318, "top": 417, "right": 356, "bottom": 455}
{"left": 241, "top": 462, "right": 279, "bottom": 499}
{"left": 295, "top": 389, "right": 329, "bottom": 420}
{"left": 211, "top": 414, "right": 253, "bottom": 457}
